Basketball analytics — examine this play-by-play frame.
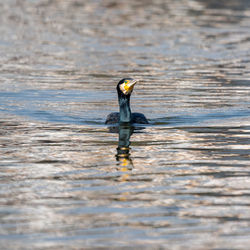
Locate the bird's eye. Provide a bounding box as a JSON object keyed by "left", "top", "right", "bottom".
{"left": 124, "top": 80, "right": 129, "bottom": 84}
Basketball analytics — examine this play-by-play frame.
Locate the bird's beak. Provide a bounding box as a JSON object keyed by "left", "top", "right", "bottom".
{"left": 127, "top": 79, "right": 137, "bottom": 91}
{"left": 120, "top": 79, "right": 138, "bottom": 95}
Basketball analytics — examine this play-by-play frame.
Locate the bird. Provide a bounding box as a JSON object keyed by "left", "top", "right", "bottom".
{"left": 105, "top": 78, "right": 148, "bottom": 125}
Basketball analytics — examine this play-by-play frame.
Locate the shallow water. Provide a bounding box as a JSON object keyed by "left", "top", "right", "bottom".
{"left": 0, "top": 0, "right": 250, "bottom": 249}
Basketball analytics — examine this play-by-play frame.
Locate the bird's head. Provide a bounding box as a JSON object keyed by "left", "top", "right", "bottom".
{"left": 117, "top": 78, "right": 137, "bottom": 96}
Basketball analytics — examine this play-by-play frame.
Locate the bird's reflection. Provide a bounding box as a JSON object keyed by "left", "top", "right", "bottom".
{"left": 116, "top": 123, "right": 134, "bottom": 170}
{"left": 108, "top": 123, "right": 146, "bottom": 171}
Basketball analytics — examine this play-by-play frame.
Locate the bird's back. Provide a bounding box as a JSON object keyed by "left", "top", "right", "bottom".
{"left": 105, "top": 112, "right": 148, "bottom": 124}
{"left": 131, "top": 112, "right": 148, "bottom": 124}
{"left": 105, "top": 112, "right": 119, "bottom": 124}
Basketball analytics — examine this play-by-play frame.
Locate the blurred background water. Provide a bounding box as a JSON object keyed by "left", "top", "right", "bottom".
{"left": 0, "top": 0, "right": 250, "bottom": 249}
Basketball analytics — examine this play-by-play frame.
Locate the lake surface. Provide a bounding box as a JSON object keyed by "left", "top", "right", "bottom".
{"left": 0, "top": 0, "right": 250, "bottom": 249}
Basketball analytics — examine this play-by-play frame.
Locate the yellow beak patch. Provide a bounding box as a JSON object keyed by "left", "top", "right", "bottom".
{"left": 120, "top": 80, "right": 137, "bottom": 95}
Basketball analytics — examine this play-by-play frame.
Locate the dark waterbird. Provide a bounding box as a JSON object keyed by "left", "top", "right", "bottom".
{"left": 105, "top": 78, "right": 148, "bottom": 125}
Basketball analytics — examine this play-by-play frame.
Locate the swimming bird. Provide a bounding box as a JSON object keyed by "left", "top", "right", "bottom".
{"left": 105, "top": 78, "right": 148, "bottom": 124}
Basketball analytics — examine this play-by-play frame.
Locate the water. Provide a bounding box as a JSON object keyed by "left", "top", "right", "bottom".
{"left": 0, "top": 0, "right": 250, "bottom": 248}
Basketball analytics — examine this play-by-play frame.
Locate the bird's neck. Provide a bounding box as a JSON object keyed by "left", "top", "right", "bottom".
{"left": 118, "top": 94, "right": 131, "bottom": 123}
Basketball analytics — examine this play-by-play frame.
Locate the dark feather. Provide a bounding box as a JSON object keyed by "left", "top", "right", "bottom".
{"left": 105, "top": 112, "right": 148, "bottom": 124}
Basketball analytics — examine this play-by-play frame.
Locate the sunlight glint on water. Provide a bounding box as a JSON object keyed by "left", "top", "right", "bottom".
{"left": 0, "top": 0, "right": 250, "bottom": 248}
